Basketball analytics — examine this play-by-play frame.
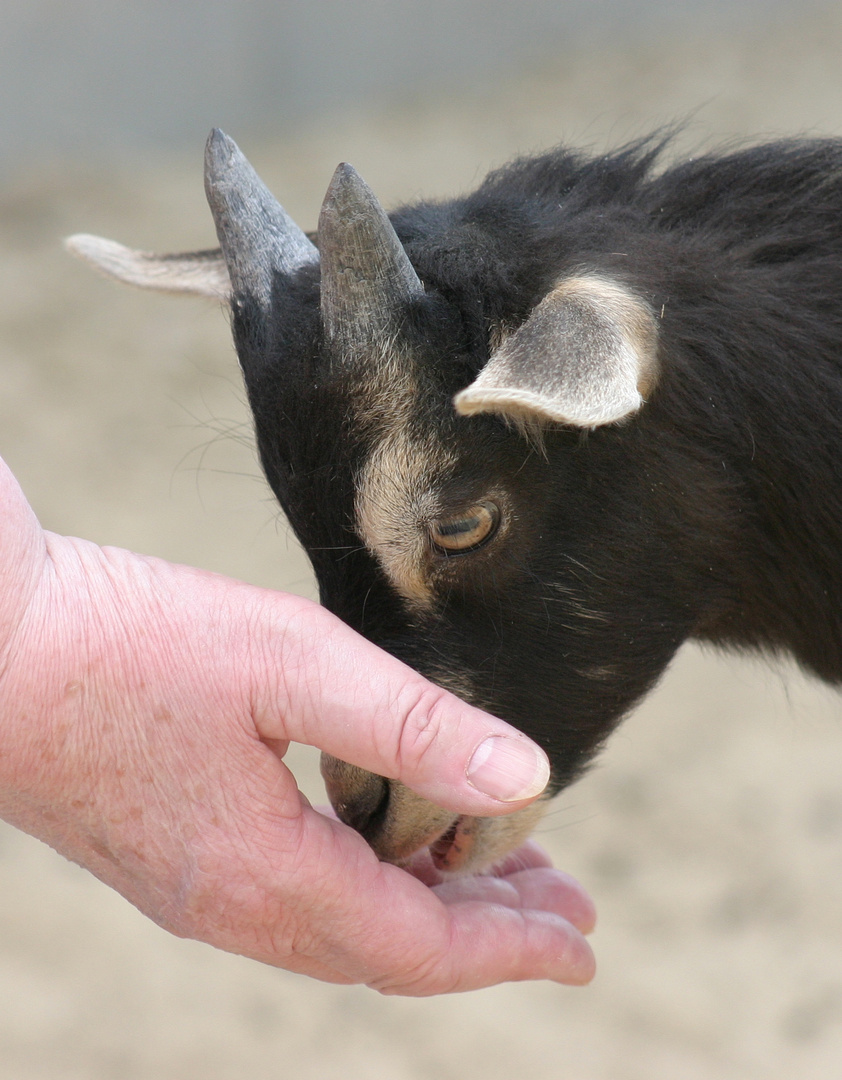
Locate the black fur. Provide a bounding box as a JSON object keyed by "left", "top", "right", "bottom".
{"left": 232, "top": 135, "right": 842, "bottom": 791}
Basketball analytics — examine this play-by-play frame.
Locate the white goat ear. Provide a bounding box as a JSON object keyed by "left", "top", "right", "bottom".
{"left": 64, "top": 234, "right": 230, "bottom": 300}
{"left": 454, "top": 275, "right": 659, "bottom": 428}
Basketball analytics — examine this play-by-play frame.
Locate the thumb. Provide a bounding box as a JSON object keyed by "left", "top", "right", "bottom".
{"left": 248, "top": 594, "right": 551, "bottom": 818}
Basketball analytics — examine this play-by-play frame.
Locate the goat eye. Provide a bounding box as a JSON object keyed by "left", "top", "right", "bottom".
{"left": 428, "top": 501, "right": 500, "bottom": 555}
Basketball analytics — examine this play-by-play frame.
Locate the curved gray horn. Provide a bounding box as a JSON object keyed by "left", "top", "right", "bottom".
{"left": 318, "top": 163, "right": 424, "bottom": 347}
{"left": 204, "top": 128, "right": 318, "bottom": 307}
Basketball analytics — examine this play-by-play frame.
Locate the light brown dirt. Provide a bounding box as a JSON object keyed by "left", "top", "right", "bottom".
{"left": 3, "top": 11, "right": 842, "bottom": 1078}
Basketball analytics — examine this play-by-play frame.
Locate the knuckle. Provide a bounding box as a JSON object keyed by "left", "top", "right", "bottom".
{"left": 393, "top": 683, "right": 453, "bottom": 772}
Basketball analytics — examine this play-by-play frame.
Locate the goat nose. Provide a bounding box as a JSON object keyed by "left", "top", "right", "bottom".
{"left": 320, "top": 753, "right": 462, "bottom": 866}
{"left": 320, "top": 753, "right": 390, "bottom": 837}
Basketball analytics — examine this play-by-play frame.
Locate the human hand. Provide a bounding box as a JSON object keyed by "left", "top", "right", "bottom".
{"left": 0, "top": 456, "right": 595, "bottom": 995}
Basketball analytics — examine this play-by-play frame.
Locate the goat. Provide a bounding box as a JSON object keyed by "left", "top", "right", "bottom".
{"left": 67, "top": 128, "right": 842, "bottom": 874}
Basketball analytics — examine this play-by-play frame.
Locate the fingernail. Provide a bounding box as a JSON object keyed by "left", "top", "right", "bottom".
{"left": 466, "top": 736, "right": 551, "bottom": 802}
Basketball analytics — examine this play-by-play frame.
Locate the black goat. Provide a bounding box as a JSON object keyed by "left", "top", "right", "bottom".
{"left": 68, "top": 129, "right": 842, "bottom": 873}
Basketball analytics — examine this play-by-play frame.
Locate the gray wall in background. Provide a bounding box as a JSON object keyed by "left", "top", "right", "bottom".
{"left": 1, "top": 0, "right": 801, "bottom": 173}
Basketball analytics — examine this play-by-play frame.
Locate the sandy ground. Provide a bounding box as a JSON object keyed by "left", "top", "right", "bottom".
{"left": 4, "top": 9, "right": 842, "bottom": 1078}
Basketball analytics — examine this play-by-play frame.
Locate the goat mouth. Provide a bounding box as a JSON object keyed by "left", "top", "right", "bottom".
{"left": 428, "top": 815, "right": 478, "bottom": 872}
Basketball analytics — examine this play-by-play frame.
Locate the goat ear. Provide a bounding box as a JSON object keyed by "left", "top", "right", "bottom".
{"left": 454, "top": 275, "right": 659, "bottom": 428}
{"left": 65, "top": 234, "right": 230, "bottom": 300}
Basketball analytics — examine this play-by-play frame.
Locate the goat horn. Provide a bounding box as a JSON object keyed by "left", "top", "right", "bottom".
{"left": 318, "top": 163, "right": 424, "bottom": 347}
{"left": 204, "top": 128, "right": 318, "bottom": 308}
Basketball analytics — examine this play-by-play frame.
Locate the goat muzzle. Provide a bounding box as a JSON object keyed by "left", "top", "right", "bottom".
{"left": 319, "top": 752, "right": 549, "bottom": 874}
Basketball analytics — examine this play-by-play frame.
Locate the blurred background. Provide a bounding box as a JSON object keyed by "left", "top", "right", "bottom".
{"left": 3, "top": 2, "right": 842, "bottom": 1078}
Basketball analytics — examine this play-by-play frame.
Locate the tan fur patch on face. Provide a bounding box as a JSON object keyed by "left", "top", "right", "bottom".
{"left": 355, "top": 430, "right": 456, "bottom": 608}
{"left": 352, "top": 345, "right": 456, "bottom": 610}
